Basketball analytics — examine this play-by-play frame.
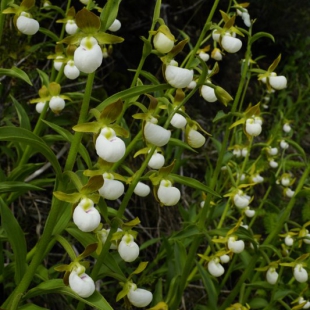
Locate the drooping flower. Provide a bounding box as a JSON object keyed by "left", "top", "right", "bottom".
{"left": 98, "top": 172, "right": 124, "bottom": 200}
{"left": 157, "top": 179, "right": 180, "bottom": 206}
{"left": 283, "top": 123, "right": 292, "bottom": 133}
{"left": 74, "top": 36, "right": 103, "bottom": 74}
{"left": 73, "top": 198, "right": 101, "bottom": 232}
{"left": 118, "top": 234, "right": 139, "bottom": 262}
{"left": 284, "top": 235, "right": 294, "bottom": 246}
{"left": 153, "top": 25, "right": 174, "bottom": 54}
{"left": 220, "top": 254, "right": 230, "bottom": 264}
{"left": 245, "top": 207, "right": 255, "bottom": 218}
{"left": 299, "top": 297, "right": 310, "bottom": 309}
{"left": 49, "top": 96, "right": 66, "bottom": 113}
{"left": 280, "top": 139, "right": 289, "bottom": 150}
{"left": 134, "top": 182, "right": 151, "bottom": 197}
{"left": 266, "top": 267, "right": 278, "bottom": 285}
{"left": 53, "top": 55, "right": 65, "bottom": 71}
{"left": 233, "top": 190, "right": 251, "bottom": 209}
{"left": 208, "top": 258, "right": 225, "bottom": 277}
{"left": 170, "top": 113, "right": 187, "bottom": 129}
{"left": 144, "top": 120, "right": 171, "bottom": 147}
{"left": 227, "top": 236, "right": 245, "bottom": 253}
{"left": 294, "top": 264, "right": 308, "bottom": 283}
{"left": 65, "top": 19, "right": 78, "bottom": 35}
{"left": 69, "top": 269, "right": 95, "bottom": 298}
{"left": 198, "top": 51, "right": 210, "bottom": 62}
{"left": 269, "top": 74, "right": 287, "bottom": 90}
{"left": 251, "top": 173, "right": 264, "bottom": 184}
{"left": 186, "top": 127, "right": 206, "bottom": 148}
{"left": 284, "top": 188, "right": 295, "bottom": 198}
{"left": 269, "top": 159, "right": 278, "bottom": 168}
{"left": 95, "top": 127, "right": 126, "bottom": 162}
{"left": 16, "top": 12, "right": 39, "bottom": 35}
{"left": 127, "top": 283, "right": 153, "bottom": 308}
{"left": 211, "top": 48, "right": 223, "bottom": 61}
{"left": 221, "top": 33, "right": 242, "bottom": 53}
{"left": 201, "top": 85, "right": 217, "bottom": 102}
{"left": 165, "top": 60, "right": 194, "bottom": 88}
{"left": 35, "top": 102, "right": 46, "bottom": 114}
{"left": 267, "top": 146, "right": 278, "bottom": 156}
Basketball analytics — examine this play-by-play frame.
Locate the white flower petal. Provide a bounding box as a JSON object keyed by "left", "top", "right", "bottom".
{"left": 35, "top": 102, "right": 46, "bottom": 113}
{"left": 221, "top": 35, "right": 242, "bottom": 53}
{"left": 118, "top": 235, "right": 139, "bottom": 262}
{"left": 269, "top": 76, "right": 287, "bottom": 90}
{"left": 170, "top": 113, "right": 187, "bottom": 128}
{"left": 157, "top": 180, "right": 180, "bottom": 206}
{"left": 74, "top": 37, "right": 103, "bottom": 74}
{"left": 294, "top": 264, "right": 308, "bottom": 283}
{"left": 144, "top": 122, "right": 171, "bottom": 146}
{"left": 69, "top": 271, "right": 95, "bottom": 298}
{"left": 127, "top": 286, "right": 153, "bottom": 308}
{"left": 73, "top": 200, "right": 101, "bottom": 232}
{"left": 165, "top": 65, "right": 193, "bottom": 88}
{"left": 98, "top": 176, "right": 124, "bottom": 200}
{"left": 199, "top": 52, "right": 210, "bottom": 62}
{"left": 245, "top": 119, "right": 262, "bottom": 136}
{"left": 49, "top": 96, "right": 65, "bottom": 113}
{"left": 187, "top": 129, "right": 206, "bottom": 148}
{"left": 16, "top": 15, "right": 39, "bottom": 35}
{"left": 284, "top": 235, "right": 294, "bottom": 246}
{"left": 266, "top": 267, "right": 278, "bottom": 285}
{"left": 283, "top": 123, "right": 291, "bottom": 133}
{"left": 108, "top": 19, "right": 121, "bottom": 32}
{"left": 134, "top": 182, "right": 151, "bottom": 197}
{"left": 228, "top": 237, "right": 245, "bottom": 253}
{"left": 64, "top": 60, "right": 80, "bottom": 80}
{"left": 220, "top": 254, "right": 230, "bottom": 264}
{"left": 65, "top": 20, "right": 78, "bottom": 35}
{"left": 280, "top": 140, "right": 289, "bottom": 149}
{"left": 201, "top": 85, "right": 217, "bottom": 102}
{"left": 153, "top": 32, "right": 174, "bottom": 53}
{"left": 233, "top": 192, "right": 250, "bottom": 209}
{"left": 148, "top": 152, "right": 165, "bottom": 169}
{"left": 208, "top": 259, "right": 225, "bottom": 277}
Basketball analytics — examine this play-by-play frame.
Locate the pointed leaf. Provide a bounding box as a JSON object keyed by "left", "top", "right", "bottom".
{"left": 250, "top": 32, "right": 275, "bottom": 45}
{"left": 80, "top": 176, "right": 104, "bottom": 195}
{"left": 268, "top": 54, "right": 281, "bottom": 73}
{"left": 72, "top": 122, "right": 102, "bottom": 133}
{"left": 75, "top": 8, "right": 100, "bottom": 32}
{"left": 95, "top": 32, "right": 124, "bottom": 45}
{"left": 0, "top": 181, "right": 43, "bottom": 194}
{"left": 53, "top": 191, "right": 82, "bottom": 203}
{"left": 100, "top": 99, "right": 123, "bottom": 123}
{"left": 77, "top": 243, "right": 98, "bottom": 260}
{"left": 100, "top": 0, "right": 122, "bottom": 31}
{"left": 0, "top": 67, "right": 32, "bottom": 85}
{"left": 131, "top": 262, "right": 148, "bottom": 275}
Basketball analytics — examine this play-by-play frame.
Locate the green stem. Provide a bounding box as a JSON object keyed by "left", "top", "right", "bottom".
{"left": 0, "top": 0, "right": 8, "bottom": 45}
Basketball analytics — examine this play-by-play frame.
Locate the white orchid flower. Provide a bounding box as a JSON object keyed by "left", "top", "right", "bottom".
{"left": 127, "top": 283, "right": 153, "bottom": 308}
{"left": 148, "top": 151, "right": 165, "bottom": 169}
{"left": 208, "top": 258, "right": 225, "bottom": 277}
{"left": 165, "top": 60, "right": 194, "bottom": 88}
{"left": 144, "top": 120, "right": 171, "bottom": 147}
{"left": 98, "top": 172, "right": 124, "bottom": 200}
{"left": 64, "top": 60, "right": 80, "bottom": 80}
{"left": 157, "top": 179, "right": 181, "bottom": 206}
{"left": 73, "top": 198, "right": 101, "bottom": 232}
{"left": 294, "top": 264, "right": 308, "bottom": 283}
{"left": 49, "top": 96, "right": 65, "bottom": 113}
{"left": 245, "top": 117, "right": 262, "bottom": 136}
{"left": 74, "top": 36, "right": 103, "bottom": 74}
{"left": 221, "top": 34, "right": 242, "bottom": 53}
{"left": 170, "top": 113, "right": 187, "bottom": 129}
{"left": 95, "top": 127, "right": 126, "bottom": 162}
{"left": 69, "top": 269, "right": 95, "bottom": 298}
{"left": 16, "top": 12, "right": 39, "bottom": 35}
{"left": 266, "top": 267, "right": 278, "bottom": 285}
{"left": 153, "top": 32, "right": 174, "bottom": 53}
{"left": 108, "top": 19, "right": 121, "bottom": 32}
{"left": 227, "top": 236, "right": 245, "bottom": 253}
{"left": 118, "top": 234, "right": 139, "bottom": 262}
{"left": 233, "top": 190, "right": 251, "bottom": 209}
{"left": 65, "top": 20, "right": 78, "bottom": 35}
{"left": 134, "top": 182, "right": 151, "bottom": 197}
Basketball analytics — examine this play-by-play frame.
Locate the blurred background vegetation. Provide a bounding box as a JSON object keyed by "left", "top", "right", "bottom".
{"left": 1, "top": 0, "right": 310, "bottom": 308}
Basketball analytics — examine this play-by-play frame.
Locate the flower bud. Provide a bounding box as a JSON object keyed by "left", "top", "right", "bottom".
{"left": 294, "top": 264, "right": 308, "bottom": 283}
{"left": 284, "top": 235, "right": 294, "bottom": 246}
{"left": 198, "top": 52, "right": 210, "bottom": 62}
{"left": 233, "top": 148, "right": 241, "bottom": 157}
{"left": 64, "top": 60, "right": 80, "bottom": 80}
{"left": 73, "top": 198, "right": 101, "bottom": 232}
{"left": 281, "top": 175, "right": 290, "bottom": 187}
{"left": 187, "top": 80, "right": 197, "bottom": 89}
{"left": 299, "top": 297, "right": 310, "bottom": 309}
{"left": 170, "top": 113, "right": 187, "bottom": 129}
{"left": 165, "top": 61, "right": 194, "bottom": 88}
{"left": 241, "top": 148, "right": 248, "bottom": 157}
{"left": 245, "top": 117, "right": 262, "bottom": 137}
{"left": 251, "top": 173, "right": 264, "bottom": 184}
{"left": 127, "top": 284, "right": 153, "bottom": 308}
{"left": 69, "top": 270, "right": 95, "bottom": 298}
{"left": 144, "top": 121, "right": 171, "bottom": 147}
{"left": 54, "top": 55, "right": 65, "bottom": 71}
{"left": 148, "top": 152, "right": 165, "bottom": 169}
{"left": 245, "top": 207, "right": 255, "bottom": 218}
{"left": 221, "top": 34, "right": 242, "bottom": 53}
{"left": 284, "top": 188, "right": 295, "bottom": 198}
{"left": 98, "top": 173, "right": 124, "bottom": 200}
{"left": 303, "top": 231, "right": 310, "bottom": 245}
{"left": 269, "top": 159, "right": 278, "bottom": 168}
{"left": 108, "top": 19, "right": 121, "bottom": 32}
{"left": 228, "top": 236, "right": 245, "bottom": 253}
{"left": 212, "top": 30, "right": 220, "bottom": 42}
{"left": 74, "top": 37, "right": 103, "bottom": 74}
{"left": 220, "top": 254, "right": 230, "bottom": 264}
{"left": 208, "top": 258, "right": 225, "bottom": 277}
{"left": 187, "top": 128, "right": 206, "bottom": 148}
{"left": 153, "top": 32, "right": 174, "bottom": 54}
{"left": 157, "top": 179, "right": 181, "bottom": 206}
{"left": 95, "top": 127, "right": 126, "bottom": 162}
{"left": 49, "top": 96, "right": 65, "bottom": 113}
{"left": 266, "top": 267, "right": 278, "bottom": 285}
{"left": 267, "top": 147, "right": 278, "bottom": 156}
{"left": 16, "top": 12, "right": 40, "bottom": 35}
{"left": 211, "top": 48, "right": 222, "bottom": 61}
{"left": 118, "top": 234, "right": 139, "bottom": 262}
{"left": 65, "top": 20, "right": 78, "bottom": 35}
{"left": 134, "top": 182, "right": 151, "bottom": 197}
{"left": 201, "top": 85, "right": 217, "bottom": 102}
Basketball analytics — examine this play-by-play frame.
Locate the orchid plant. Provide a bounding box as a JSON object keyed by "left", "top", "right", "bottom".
{"left": 0, "top": 0, "right": 309, "bottom": 309}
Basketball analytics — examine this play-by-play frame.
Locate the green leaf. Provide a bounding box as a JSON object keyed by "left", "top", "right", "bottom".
{"left": 248, "top": 297, "right": 269, "bottom": 309}
{"left": 0, "top": 197, "right": 27, "bottom": 284}
{"left": 250, "top": 32, "right": 275, "bottom": 46}
{"left": 170, "top": 224, "right": 201, "bottom": 241}
{"left": 36, "top": 69, "right": 50, "bottom": 86}
{"left": 131, "top": 262, "right": 149, "bottom": 275}
{"left": 196, "top": 261, "right": 218, "bottom": 309}
{"left": 11, "top": 96, "right": 31, "bottom": 130}
{"left": 75, "top": 8, "right": 100, "bottom": 33}
{"left": 169, "top": 174, "right": 221, "bottom": 198}
{"left": 213, "top": 110, "right": 229, "bottom": 123}
{"left": 80, "top": 176, "right": 104, "bottom": 195}
{"left": 39, "top": 27, "right": 60, "bottom": 42}
{"left": 268, "top": 54, "right": 281, "bottom": 73}
{"left": 100, "top": 99, "right": 123, "bottom": 123}
{"left": 23, "top": 279, "right": 113, "bottom": 310}
{"left": 0, "top": 127, "right": 62, "bottom": 177}
{"left": 96, "top": 84, "right": 172, "bottom": 112}
{"left": 0, "top": 181, "right": 43, "bottom": 194}
{"left": 43, "top": 120, "right": 92, "bottom": 167}
{"left": 100, "top": 0, "right": 122, "bottom": 31}
{"left": 129, "top": 69, "right": 160, "bottom": 86}
{"left": 18, "top": 304, "right": 49, "bottom": 310}
{"left": 0, "top": 67, "right": 32, "bottom": 85}
{"left": 53, "top": 191, "right": 82, "bottom": 203}
{"left": 173, "top": 241, "right": 187, "bottom": 275}
{"left": 169, "top": 138, "right": 198, "bottom": 153}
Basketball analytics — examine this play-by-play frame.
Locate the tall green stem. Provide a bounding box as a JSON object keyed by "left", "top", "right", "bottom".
{"left": 0, "top": 0, "right": 8, "bottom": 45}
